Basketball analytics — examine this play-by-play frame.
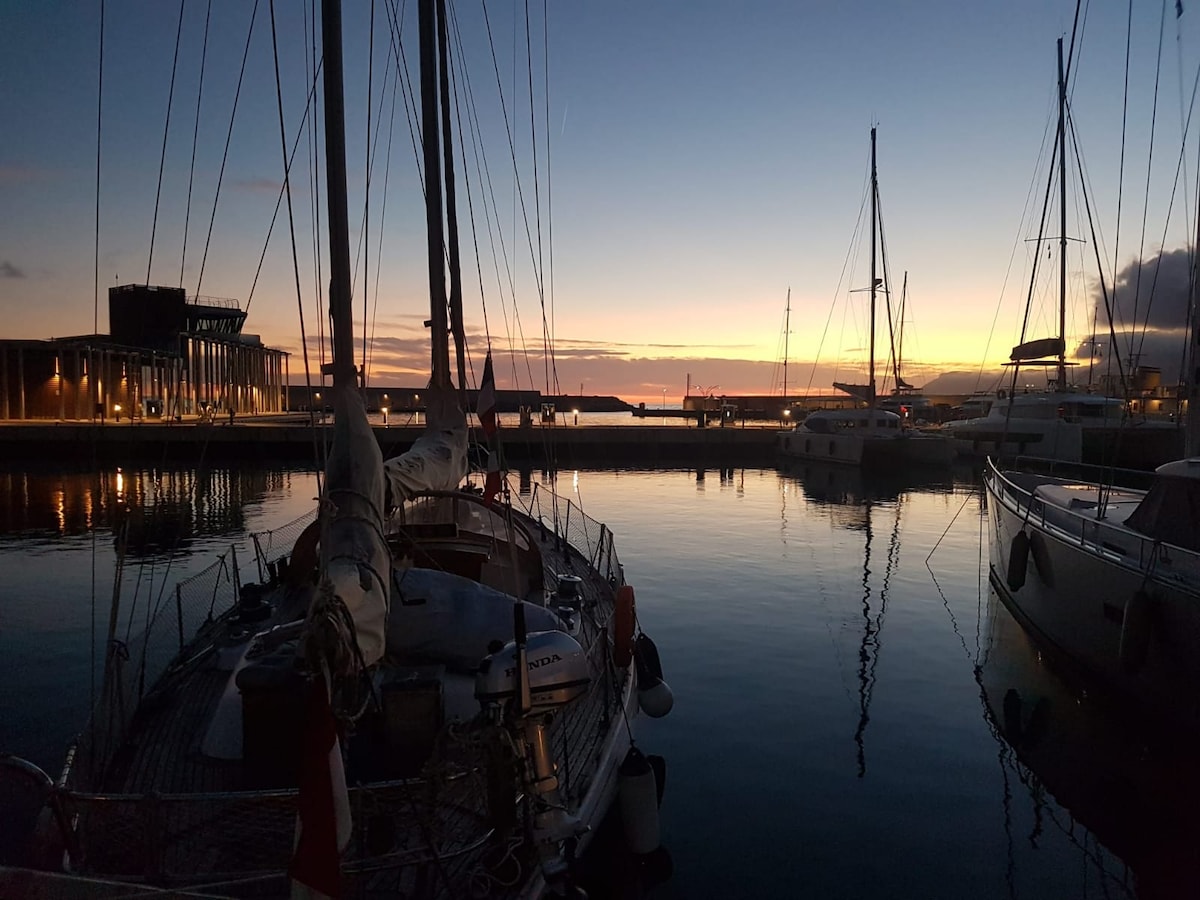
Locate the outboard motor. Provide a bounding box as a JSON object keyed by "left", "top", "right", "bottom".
{"left": 474, "top": 630, "right": 590, "bottom": 712}
{"left": 475, "top": 610, "right": 592, "bottom": 886}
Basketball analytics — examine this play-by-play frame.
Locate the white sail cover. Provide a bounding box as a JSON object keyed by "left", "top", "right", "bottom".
{"left": 311, "top": 384, "right": 391, "bottom": 669}
{"left": 383, "top": 388, "right": 469, "bottom": 504}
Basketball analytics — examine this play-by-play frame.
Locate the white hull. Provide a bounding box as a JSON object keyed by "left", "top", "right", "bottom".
{"left": 778, "top": 428, "right": 953, "bottom": 468}
{"left": 944, "top": 416, "right": 1083, "bottom": 462}
{"left": 984, "top": 461, "right": 1200, "bottom": 733}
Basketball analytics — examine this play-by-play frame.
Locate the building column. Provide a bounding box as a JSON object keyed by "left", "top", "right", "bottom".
{"left": 17, "top": 346, "right": 26, "bottom": 420}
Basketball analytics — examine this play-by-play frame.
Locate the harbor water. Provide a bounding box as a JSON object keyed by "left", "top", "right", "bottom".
{"left": 0, "top": 460, "right": 1194, "bottom": 898}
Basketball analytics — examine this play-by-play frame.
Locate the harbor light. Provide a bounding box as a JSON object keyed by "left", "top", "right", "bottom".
{"left": 573, "top": 408, "right": 579, "bottom": 426}
{"left": 114, "top": 403, "right": 122, "bottom": 422}
{"left": 381, "top": 406, "right": 389, "bottom": 425}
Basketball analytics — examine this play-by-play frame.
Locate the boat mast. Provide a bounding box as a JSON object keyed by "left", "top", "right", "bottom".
{"left": 436, "top": 0, "right": 468, "bottom": 397}
{"left": 869, "top": 126, "right": 878, "bottom": 408}
{"left": 419, "top": 0, "right": 450, "bottom": 390}
{"left": 1056, "top": 37, "right": 1068, "bottom": 391}
{"left": 322, "top": 0, "right": 354, "bottom": 391}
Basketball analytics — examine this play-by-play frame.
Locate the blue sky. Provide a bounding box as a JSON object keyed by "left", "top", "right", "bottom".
{"left": 2, "top": 1, "right": 1198, "bottom": 401}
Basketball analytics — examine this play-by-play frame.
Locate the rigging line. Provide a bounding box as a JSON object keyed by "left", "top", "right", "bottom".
{"left": 1112, "top": 46, "right": 1200, "bottom": 376}
{"left": 146, "top": 0, "right": 188, "bottom": 285}
{"left": 804, "top": 154, "right": 872, "bottom": 396}
{"left": 976, "top": 94, "right": 1059, "bottom": 395}
{"left": 305, "top": 0, "right": 328, "bottom": 386}
{"left": 180, "top": 0, "right": 213, "bottom": 289}
{"left": 268, "top": 0, "right": 320, "bottom": 486}
{"left": 369, "top": 41, "right": 402, "bottom": 385}
{"left": 1128, "top": 3, "right": 1166, "bottom": 364}
{"left": 480, "top": 3, "right": 549, "bottom": 319}
{"left": 90, "top": 0, "right": 105, "bottom": 741}
{"left": 1179, "top": 0, "right": 1193, "bottom": 251}
{"left": 523, "top": 0, "right": 550, "bottom": 394}
{"left": 875, "top": 188, "right": 901, "bottom": 395}
{"left": 543, "top": 0, "right": 556, "bottom": 394}
{"left": 363, "top": 0, "right": 375, "bottom": 389}
{"left": 453, "top": 5, "right": 535, "bottom": 393}
{"left": 351, "top": 9, "right": 399, "bottom": 386}
{"left": 1109, "top": 0, "right": 1134, "bottom": 362}
{"left": 196, "top": 0, "right": 259, "bottom": 297}
{"left": 245, "top": 59, "right": 325, "bottom": 311}
{"left": 1071, "top": 122, "right": 1129, "bottom": 502}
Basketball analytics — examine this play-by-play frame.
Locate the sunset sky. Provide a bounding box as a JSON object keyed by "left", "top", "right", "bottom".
{"left": 2, "top": 1, "right": 1199, "bottom": 403}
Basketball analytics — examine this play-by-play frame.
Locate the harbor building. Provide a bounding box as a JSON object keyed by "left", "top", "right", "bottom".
{"left": 0, "top": 284, "right": 288, "bottom": 421}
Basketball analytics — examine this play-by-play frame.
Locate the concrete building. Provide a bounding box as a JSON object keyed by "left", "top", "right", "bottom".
{"left": 0, "top": 284, "right": 288, "bottom": 421}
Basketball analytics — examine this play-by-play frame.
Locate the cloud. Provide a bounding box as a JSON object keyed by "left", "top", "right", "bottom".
{"left": 1085, "top": 247, "right": 1192, "bottom": 383}
{"left": 0, "top": 261, "right": 26, "bottom": 278}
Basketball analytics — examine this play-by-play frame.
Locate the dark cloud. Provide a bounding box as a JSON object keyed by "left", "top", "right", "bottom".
{"left": 0, "top": 261, "right": 25, "bottom": 278}
{"left": 1086, "top": 247, "right": 1193, "bottom": 382}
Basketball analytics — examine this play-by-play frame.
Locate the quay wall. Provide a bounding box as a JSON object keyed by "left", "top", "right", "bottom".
{"left": 0, "top": 420, "right": 780, "bottom": 467}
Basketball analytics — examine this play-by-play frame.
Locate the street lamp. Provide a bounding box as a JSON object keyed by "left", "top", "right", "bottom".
{"left": 381, "top": 407, "right": 389, "bottom": 425}
{"left": 114, "top": 403, "right": 122, "bottom": 422}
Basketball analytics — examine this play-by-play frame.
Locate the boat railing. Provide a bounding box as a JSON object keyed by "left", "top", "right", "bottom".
{"left": 51, "top": 766, "right": 494, "bottom": 887}
{"left": 986, "top": 461, "right": 1200, "bottom": 582}
{"left": 1005, "top": 455, "right": 1156, "bottom": 491}
{"left": 68, "top": 545, "right": 244, "bottom": 788}
{"left": 249, "top": 508, "right": 318, "bottom": 581}
{"left": 524, "top": 482, "right": 622, "bottom": 585}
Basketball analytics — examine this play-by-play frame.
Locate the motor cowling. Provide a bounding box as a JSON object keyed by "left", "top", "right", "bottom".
{"left": 475, "top": 630, "right": 590, "bottom": 712}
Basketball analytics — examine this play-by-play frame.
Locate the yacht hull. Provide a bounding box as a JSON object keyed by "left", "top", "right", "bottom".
{"left": 984, "top": 462, "right": 1200, "bottom": 734}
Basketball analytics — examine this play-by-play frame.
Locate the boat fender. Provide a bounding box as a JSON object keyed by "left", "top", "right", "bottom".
{"left": 613, "top": 585, "right": 636, "bottom": 668}
{"left": 618, "top": 746, "right": 660, "bottom": 855}
{"left": 647, "top": 754, "right": 667, "bottom": 808}
{"left": 1007, "top": 531, "right": 1030, "bottom": 592}
{"left": 285, "top": 519, "right": 321, "bottom": 588}
{"left": 1119, "top": 589, "right": 1153, "bottom": 674}
{"left": 634, "top": 634, "right": 674, "bottom": 718}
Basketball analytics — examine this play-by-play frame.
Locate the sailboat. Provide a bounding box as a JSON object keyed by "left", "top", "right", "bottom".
{"left": 0, "top": 2, "right": 670, "bottom": 896}
{"left": 778, "top": 128, "right": 952, "bottom": 467}
{"left": 940, "top": 39, "right": 1130, "bottom": 464}
{"left": 984, "top": 39, "right": 1200, "bottom": 737}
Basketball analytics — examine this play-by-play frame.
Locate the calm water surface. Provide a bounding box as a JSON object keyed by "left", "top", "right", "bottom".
{"left": 0, "top": 461, "right": 1193, "bottom": 898}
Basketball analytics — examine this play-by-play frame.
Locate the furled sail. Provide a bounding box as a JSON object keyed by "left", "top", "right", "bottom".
{"left": 1009, "top": 337, "right": 1065, "bottom": 362}
{"left": 382, "top": 387, "right": 469, "bottom": 505}
{"left": 307, "top": 383, "right": 391, "bottom": 671}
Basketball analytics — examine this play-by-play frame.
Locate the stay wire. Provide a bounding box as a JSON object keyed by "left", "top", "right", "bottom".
{"left": 179, "top": 0, "right": 212, "bottom": 289}
{"left": 462, "top": 3, "right": 539, "bottom": 395}
{"left": 146, "top": 0, "right": 187, "bottom": 285}
{"left": 268, "top": 0, "right": 323, "bottom": 489}
{"left": 1129, "top": 0, "right": 1170, "bottom": 361}
{"left": 90, "top": 0, "right": 105, "bottom": 747}
{"left": 362, "top": 0, "right": 375, "bottom": 389}
{"left": 196, "top": 0, "right": 259, "bottom": 297}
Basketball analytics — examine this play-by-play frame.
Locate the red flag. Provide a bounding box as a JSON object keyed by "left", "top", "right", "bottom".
{"left": 289, "top": 674, "right": 352, "bottom": 899}
{"left": 483, "top": 449, "right": 503, "bottom": 507}
{"left": 476, "top": 351, "right": 497, "bottom": 437}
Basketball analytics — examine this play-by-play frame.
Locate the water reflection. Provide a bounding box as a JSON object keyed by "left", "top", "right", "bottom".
{"left": 0, "top": 463, "right": 295, "bottom": 559}
{"left": 977, "top": 585, "right": 1200, "bottom": 899}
